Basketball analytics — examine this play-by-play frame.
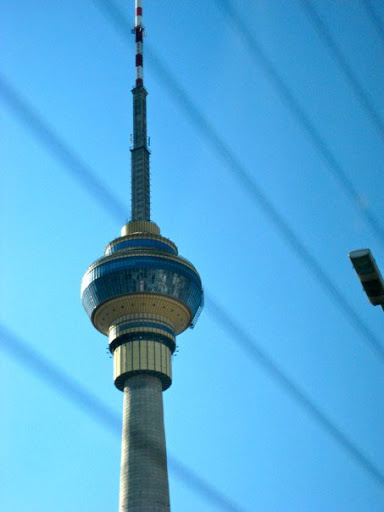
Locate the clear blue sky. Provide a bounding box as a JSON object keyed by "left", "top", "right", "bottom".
{"left": 2, "top": 1, "right": 384, "bottom": 511}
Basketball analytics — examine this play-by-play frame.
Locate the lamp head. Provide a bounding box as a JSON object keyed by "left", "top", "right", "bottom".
{"left": 349, "top": 249, "right": 384, "bottom": 306}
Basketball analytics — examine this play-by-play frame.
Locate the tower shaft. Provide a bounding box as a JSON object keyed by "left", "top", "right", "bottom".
{"left": 119, "top": 374, "right": 170, "bottom": 512}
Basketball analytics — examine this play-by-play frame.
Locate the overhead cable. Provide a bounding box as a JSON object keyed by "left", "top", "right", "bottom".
{"left": 88, "top": 0, "right": 384, "bottom": 362}
{"left": 1, "top": 77, "right": 384, "bottom": 490}
{"left": 205, "top": 295, "right": 384, "bottom": 489}
{"left": 0, "top": 324, "right": 245, "bottom": 512}
{"left": 299, "top": 0, "right": 384, "bottom": 141}
{"left": 361, "top": 0, "right": 384, "bottom": 46}
{"left": 0, "top": 74, "right": 125, "bottom": 223}
{"left": 213, "top": 0, "right": 384, "bottom": 246}
{"left": 2, "top": 314, "right": 384, "bottom": 493}
{"left": 2, "top": 65, "right": 384, "bottom": 367}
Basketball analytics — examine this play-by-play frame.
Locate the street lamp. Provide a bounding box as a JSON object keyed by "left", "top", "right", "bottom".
{"left": 349, "top": 249, "right": 384, "bottom": 310}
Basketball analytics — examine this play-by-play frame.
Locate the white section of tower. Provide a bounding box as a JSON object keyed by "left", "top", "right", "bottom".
{"left": 119, "top": 375, "right": 171, "bottom": 512}
{"left": 134, "top": 0, "right": 144, "bottom": 86}
{"left": 135, "top": 0, "right": 143, "bottom": 27}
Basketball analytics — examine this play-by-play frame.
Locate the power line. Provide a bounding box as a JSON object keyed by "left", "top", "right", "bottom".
{"left": 0, "top": 324, "right": 245, "bottom": 512}
{"left": 1, "top": 14, "right": 383, "bottom": 494}
{"left": 1, "top": 55, "right": 384, "bottom": 365}
{"left": 2, "top": 46, "right": 384, "bottom": 372}
{"left": 2, "top": 78, "right": 384, "bottom": 491}
{"left": 2, "top": 1, "right": 382, "bottom": 505}
{"left": 205, "top": 295, "right": 384, "bottom": 489}
{"left": 1, "top": 82, "right": 383, "bottom": 496}
{"left": 88, "top": 0, "right": 384, "bottom": 363}
{"left": 299, "top": 0, "right": 384, "bottom": 141}
{"left": 0, "top": 74, "right": 125, "bottom": 223}
{"left": 362, "top": 0, "right": 384, "bottom": 46}
{"left": 213, "top": 0, "right": 384, "bottom": 246}
{"left": 2, "top": 314, "right": 384, "bottom": 495}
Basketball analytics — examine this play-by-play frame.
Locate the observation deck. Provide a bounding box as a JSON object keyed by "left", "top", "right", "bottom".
{"left": 81, "top": 220, "right": 203, "bottom": 390}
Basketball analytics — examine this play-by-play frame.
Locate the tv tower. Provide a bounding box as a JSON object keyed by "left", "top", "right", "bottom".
{"left": 81, "top": 1, "right": 204, "bottom": 510}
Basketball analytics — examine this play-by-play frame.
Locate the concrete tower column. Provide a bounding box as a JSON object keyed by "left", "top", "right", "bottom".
{"left": 119, "top": 374, "right": 171, "bottom": 512}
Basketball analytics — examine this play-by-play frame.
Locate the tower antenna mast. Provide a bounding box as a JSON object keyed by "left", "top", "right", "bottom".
{"left": 131, "top": 0, "right": 150, "bottom": 221}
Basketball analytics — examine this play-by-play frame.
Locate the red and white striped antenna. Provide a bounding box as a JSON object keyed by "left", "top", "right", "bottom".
{"left": 134, "top": 0, "right": 144, "bottom": 87}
